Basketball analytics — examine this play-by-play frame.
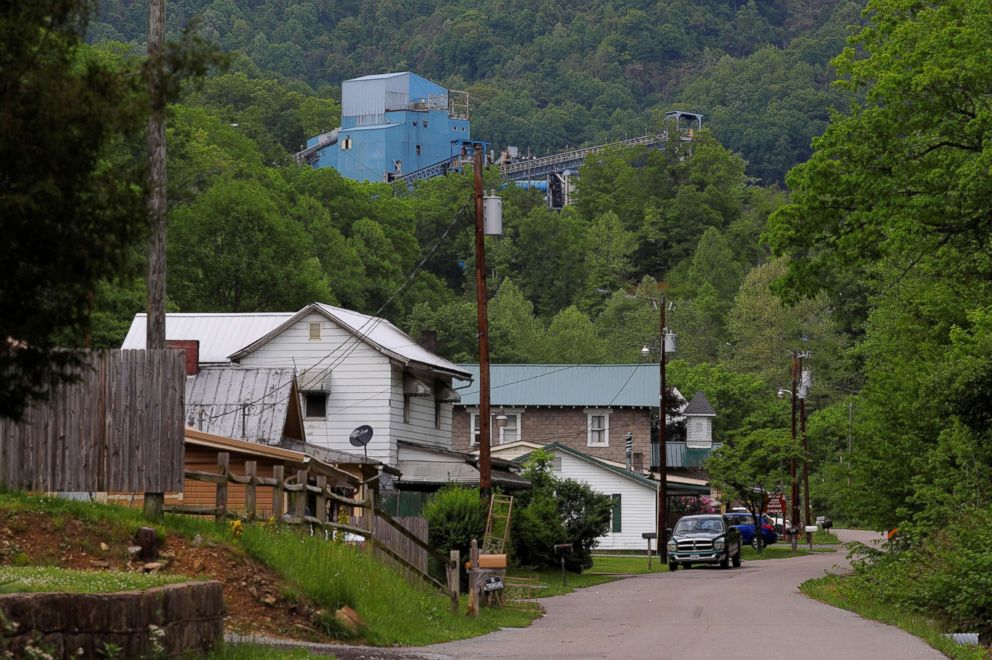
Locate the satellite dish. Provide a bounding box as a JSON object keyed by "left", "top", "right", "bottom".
{"left": 349, "top": 425, "right": 374, "bottom": 448}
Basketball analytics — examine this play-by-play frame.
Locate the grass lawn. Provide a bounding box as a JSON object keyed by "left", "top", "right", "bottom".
{"left": 0, "top": 565, "right": 187, "bottom": 593}
{"left": 589, "top": 555, "right": 667, "bottom": 575}
{"left": 810, "top": 529, "right": 841, "bottom": 545}
{"left": 801, "top": 574, "right": 987, "bottom": 660}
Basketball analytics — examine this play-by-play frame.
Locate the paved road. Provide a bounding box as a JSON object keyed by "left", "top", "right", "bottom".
{"left": 415, "top": 529, "right": 941, "bottom": 660}
{"left": 236, "top": 529, "right": 942, "bottom": 660}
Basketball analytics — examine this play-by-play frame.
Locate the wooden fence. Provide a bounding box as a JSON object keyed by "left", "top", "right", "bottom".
{"left": 166, "top": 452, "right": 459, "bottom": 609}
{"left": 0, "top": 350, "right": 185, "bottom": 492}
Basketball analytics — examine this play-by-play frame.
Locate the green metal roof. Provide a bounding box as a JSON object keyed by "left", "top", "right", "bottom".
{"left": 455, "top": 364, "right": 681, "bottom": 408}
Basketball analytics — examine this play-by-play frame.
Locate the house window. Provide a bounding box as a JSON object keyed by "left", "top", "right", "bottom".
{"left": 309, "top": 322, "right": 321, "bottom": 340}
{"left": 611, "top": 494, "right": 622, "bottom": 533}
{"left": 470, "top": 411, "right": 522, "bottom": 445}
{"left": 304, "top": 393, "right": 327, "bottom": 419}
{"left": 341, "top": 136, "right": 352, "bottom": 150}
{"left": 416, "top": 144, "right": 421, "bottom": 156}
{"left": 412, "top": 121, "right": 418, "bottom": 127}
{"left": 587, "top": 411, "right": 609, "bottom": 447}
{"left": 552, "top": 455, "right": 562, "bottom": 473}
{"left": 423, "top": 120, "right": 428, "bottom": 128}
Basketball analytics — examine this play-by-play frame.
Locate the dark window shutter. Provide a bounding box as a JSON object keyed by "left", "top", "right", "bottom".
{"left": 611, "top": 494, "right": 622, "bottom": 533}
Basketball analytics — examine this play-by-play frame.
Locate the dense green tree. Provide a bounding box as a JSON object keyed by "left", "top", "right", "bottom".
{"left": 1, "top": 3, "right": 146, "bottom": 420}
{"left": 725, "top": 258, "right": 846, "bottom": 393}
{"left": 545, "top": 307, "right": 608, "bottom": 364}
{"left": 707, "top": 427, "right": 801, "bottom": 551}
{"left": 168, "top": 177, "right": 331, "bottom": 311}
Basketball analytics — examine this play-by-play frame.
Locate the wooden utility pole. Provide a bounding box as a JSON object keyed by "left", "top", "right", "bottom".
{"left": 473, "top": 149, "right": 492, "bottom": 498}
{"left": 144, "top": 0, "right": 167, "bottom": 520}
{"left": 789, "top": 351, "right": 799, "bottom": 550}
{"left": 657, "top": 295, "right": 668, "bottom": 557}
{"left": 801, "top": 393, "right": 811, "bottom": 548}
{"left": 800, "top": 357, "right": 812, "bottom": 548}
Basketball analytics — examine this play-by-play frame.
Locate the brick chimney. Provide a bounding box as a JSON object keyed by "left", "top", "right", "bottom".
{"left": 166, "top": 339, "right": 200, "bottom": 375}
{"left": 419, "top": 329, "right": 438, "bottom": 354}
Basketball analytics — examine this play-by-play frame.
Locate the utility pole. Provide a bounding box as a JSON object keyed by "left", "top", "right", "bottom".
{"left": 144, "top": 0, "right": 167, "bottom": 521}
{"left": 657, "top": 294, "right": 668, "bottom": 557}
{"left": 789, "top": 351, "right": 799, "bottom": 550}
{"left": 473, "top": 148, "right": 492, "bottom": 499}
{"left": 799, "top": 361, "right": 812, "bottom": 549}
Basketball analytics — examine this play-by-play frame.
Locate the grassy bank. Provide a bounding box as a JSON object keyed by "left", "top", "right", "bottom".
{"left": 0, "top": 566, "right": 186, "bottom": 593}
{"left": 0, "top": 492, "right": 537, "bottom": 646}
{"left": 238, "top": 525, "right": 536, "bottom": 644}
{"left": 801, "top": 574, "right": 987, "bottom": 660}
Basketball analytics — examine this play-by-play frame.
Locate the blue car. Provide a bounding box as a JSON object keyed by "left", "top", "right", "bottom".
{"left": 726, "top": 512, "right": 778, "bottom": 547}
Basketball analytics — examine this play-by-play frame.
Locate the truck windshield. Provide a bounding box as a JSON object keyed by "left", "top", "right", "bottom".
{"left": 675, "top": 518, "right": 725, "bottom": 534}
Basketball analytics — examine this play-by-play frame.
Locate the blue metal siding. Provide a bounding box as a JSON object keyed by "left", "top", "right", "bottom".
{"left": 308, "top": 71, "right": 472, "bottom": 183}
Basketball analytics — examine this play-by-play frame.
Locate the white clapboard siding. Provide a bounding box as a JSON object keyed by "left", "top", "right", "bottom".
{"left": 553, "top": 449, "right": 657, "bottom": 551}
{"left": 389, "top": 369, "right": 452, "bottom": 448}
{"left": 238, "top": 314, "right": 397, "bottom": 465}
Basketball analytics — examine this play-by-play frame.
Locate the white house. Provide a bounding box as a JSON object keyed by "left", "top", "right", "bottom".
{"left": 122, "top": 303, "right": 471, "bottom": 468}
{"left": 490, "top": 441, "right": 709, "bottom": 551}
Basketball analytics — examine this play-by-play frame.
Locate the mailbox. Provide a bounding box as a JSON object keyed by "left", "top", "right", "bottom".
{"left": 478, "top": 553, "right": 507, "bottom": 569}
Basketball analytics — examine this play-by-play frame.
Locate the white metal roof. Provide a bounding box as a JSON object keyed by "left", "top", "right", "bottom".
{"left": 348, "top": 72, "right": 409, "bottom": 81}
{"left": 184, "top": 367, "right": 297, "bottom": 445}
{"left": 124, "top": 304, "right": 471, "bottom": 379}
{"left": 122, "top": 313, "right": 292, "bottom": 363}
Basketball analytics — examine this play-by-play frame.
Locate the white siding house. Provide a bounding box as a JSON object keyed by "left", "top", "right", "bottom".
{"left": 122, "top": 303, "right": 471, "bottom": 467}
{"left": 498, "top": 443, "right": 708, "bottom": 551}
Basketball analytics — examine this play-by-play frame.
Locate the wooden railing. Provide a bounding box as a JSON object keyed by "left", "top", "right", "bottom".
{"left": 163, "top": 452, "right": 460, "bottom": 610}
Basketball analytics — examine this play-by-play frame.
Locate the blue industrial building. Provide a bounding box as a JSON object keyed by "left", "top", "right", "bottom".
{"left": 297, "top": 72, "right": 479, "bottom": 183}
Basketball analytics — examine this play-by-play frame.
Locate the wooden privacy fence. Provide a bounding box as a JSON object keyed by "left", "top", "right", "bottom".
{"left": 167, "top": 452, "right": 460, "bottom": 610}
{"left": 0, "top": 349, "right": 185, "bottom": 492}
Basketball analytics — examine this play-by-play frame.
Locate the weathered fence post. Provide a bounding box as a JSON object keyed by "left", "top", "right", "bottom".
{"left": 215, "top": 452, "right": 229, "bottom": 524}
{"left": 468, "top": 539, "right": 480, "bottom": 617}
{"left": 272, "top": 465, "right": 285, "bottom": 520}
{"left": 294, "top": 468, "right": 308, "bottom": 519}
{"left": 448, "top": 549, "right": 461, "bottom": 614}
{"left": 315, "top": 475, "right": 327, "bottom": 523}
{"left": 244, "top": 460, "right": 257, "bottom": 522}
{"left": 364, "top": 494, "right": 376, "bottom": 555}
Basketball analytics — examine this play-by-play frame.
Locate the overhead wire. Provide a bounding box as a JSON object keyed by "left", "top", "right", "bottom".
{"left": 193, "top": 199, "right": 471, "bottom": 424}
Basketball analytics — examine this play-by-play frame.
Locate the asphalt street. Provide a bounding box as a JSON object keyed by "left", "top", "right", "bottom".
{"left": 233, "top": 529, "right": 943, "bottom": 660}
{"left": 417, "top": 529, "right": 941, "bottom": 660}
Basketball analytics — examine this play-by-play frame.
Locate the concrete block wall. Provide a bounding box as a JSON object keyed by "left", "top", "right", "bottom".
{"left": 452, "top": 406, "right": 653, "bottom": 465}
{"left": 0, "top": 581, "right": 224, "bottom": 658}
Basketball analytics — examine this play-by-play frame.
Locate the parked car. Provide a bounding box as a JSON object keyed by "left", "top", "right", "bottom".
{"left": 666, "top": 514, "right": 742, "bottom": 570}
{"left": 726, "top": 512, "right": 779, "bottom": 547}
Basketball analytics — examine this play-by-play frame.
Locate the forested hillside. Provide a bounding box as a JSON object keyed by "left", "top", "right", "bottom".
{"left": 78, "top": 1, "right": 862, "bottom": 499}
{"left": 89, "top": 0, "right": 863, "bottom": 184}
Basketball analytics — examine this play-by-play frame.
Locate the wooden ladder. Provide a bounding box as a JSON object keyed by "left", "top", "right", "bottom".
{"left": 482, "top": 494, "right": 513, "bottom": 555}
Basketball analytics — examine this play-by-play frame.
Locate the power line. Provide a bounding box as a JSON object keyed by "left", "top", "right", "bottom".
{"left": 194, "top": 200, "right": 471, "bottom": 423}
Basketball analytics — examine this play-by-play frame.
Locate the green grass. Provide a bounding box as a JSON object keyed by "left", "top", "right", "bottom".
{"left": 205, "top": 644, "right": 333, "bottom": 659}
{"left": 238, "top": 525, "right": 537, "bottom": 645}
{"left": 811, "top": 529, "right": 841, "bottom": 545}
{"left": 0, "top": 566, "right": 187, "bottom": 593}
{"left": 590, "top": 555, "right": 668, "bottom": 575}
{"left": 742, "top": 545, "right": 819, "bottom": 560}
{"left": 506, "top": 568, "right": 619, "bottom": 597}
{"left": 801, "top": 574, "right": 987, "bottom": 660}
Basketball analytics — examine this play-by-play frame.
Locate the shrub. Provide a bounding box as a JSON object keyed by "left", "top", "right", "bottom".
{"left": 511, "top": 449, "right": 612, "bottom": 572}
{"left": 846, "top": 506, "right": 992, "bottom": 642}
{"left": 422, "top": 486, "right": 486, "bottom": 585}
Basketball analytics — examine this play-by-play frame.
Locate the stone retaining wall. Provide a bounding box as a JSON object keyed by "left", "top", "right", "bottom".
{"left": 0, "top": 580, "right": 224, "bottom": 658}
